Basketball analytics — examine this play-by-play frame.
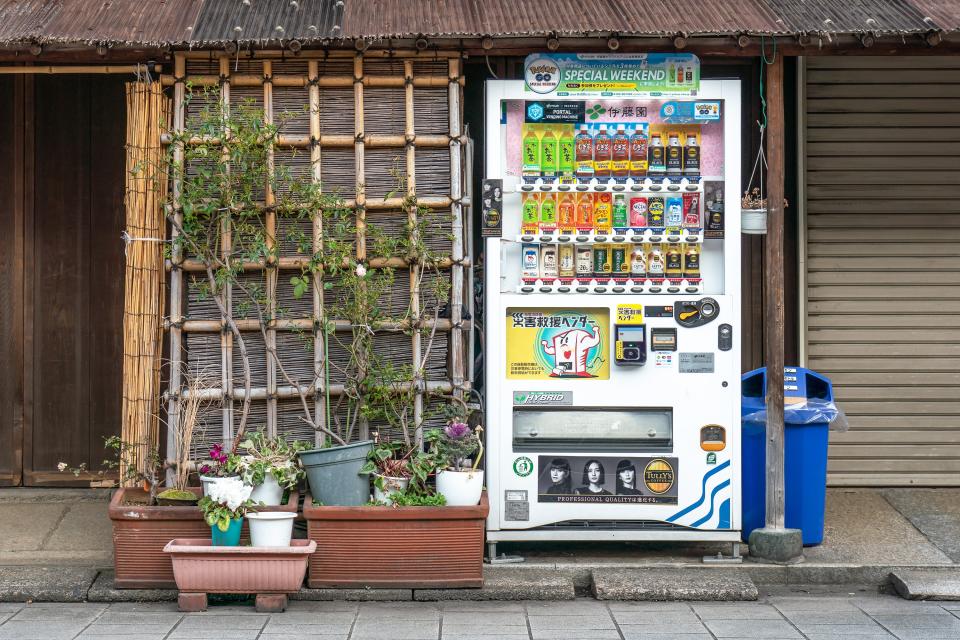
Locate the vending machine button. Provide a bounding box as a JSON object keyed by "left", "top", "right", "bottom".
{"left": 667, "top": 184, "right": 680, "bottom": 191}
{"left": 685, "top": 235, "right": 699, "bottom": 243}
{"left": 685, "top": 287, "right": 699, "bottom": 293}
{"left": 594, "top": 286, "right": 608, "bottom": 293}
{"left": 701, "top": 301, "right": 717, "bottom": 317}
{"left": 612, "top": 235, "right": 626, "bottom": 242}
{"left": 630, "top": 287, "right": 644, "bottom": 293}
{"left": 575, "top": 184, "right": 589, "bottom": 191}
{"left": 521, "top": 286, "right": 534, "bottom": 293}
{"left": 576, "top": 286, "right": 589, "bottom": 293}
{"left": 557, "top": 286, "right": 571, "bottom": 293}
{"left": 557, "top": 184, "right": 571, "bottom": 191}
{"left": 539, "top": 286, "right": 553, "bottom": 293}
{"left": 630, "top": 235, "right": 645, "bottom": 243}
{"left": 557, "top": 235, "right": 571, "bottom": 242}
{"left": 685, "top": 184, "right": 699, "bottom": 191}
{"left": 630, "top": 184, "right": 644, "bottom": 192}
{"left": 667, "top": 235, "right": 681, "bottom": 242}
{"left": 667, "top": 286, "right": 680, "bottom": 293}
{"left": 521, "top": 184, "right": 534, "bottom": 192}
{"left": 539, "top": 185, "right": 552, "bottom": 191}
{"left": 718, "top": 323, "right": 733, "bottom": 351}
{"left": 539, "top": 235, "right": 552, "bottom": 242}
{"left": 576, "top": 235, "right": 590, "bottom": 242}
{"left": 649, "top": 235, "right": 662, "bottom": 242}
{"left": 594, "top": 235, "right": 608, "bottom": 242}
{"left": 650, "top": 185, "right": 662, "bottom": 191}
{"left": 612, "top": 286, "right": 625, "bottom": 293}
{"left": 595, "top": 185, "right": 607, "bottom": 192}
{"left": 649, "top": 286, "right": 662, "bottom": 293}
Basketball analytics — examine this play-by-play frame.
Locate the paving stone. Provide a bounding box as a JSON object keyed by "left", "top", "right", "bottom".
{"left": 618, "top": 622, "right": 710, "bottom": 636}
{"left": 442, "top": 624, "right": 529, "bottom": 636}
{"left": 527, "top": 614, "right": 616, "bottom": 630}
{"left": 441, "top": 635, "right": 530, "bottom": 640}
{"left": 102, "top": 602, "right": 181, "bottom": 613}
{"left": 439, "top": 601, "right": 526, "bottom": 612}
{"left": 611, "top": 610, "right": 702, "bottom": 625}
{"left": 592, "top": 568, "right": 758, "bottom": 601}
{"left": 261, "top": 612, "right": 356, "bottom": 625}
{"left": 529, "top": 630, "right": 621, "bottom": 640}
{"left": 284, "top": 601, "right": 359, "bottom": 612}
{"left": 785, "top": 610, "right": 875, "bottom": 625}
{"left": 691, "top": 603, "right": 783, "bottom": 619}
{"left": 606, "top": 602, "right": 693, "bottom": 612}
{"left": 0, "top": 620, "right": 88, "bottom": 639}
{"left": 86, "top": 571, "right": 177, "bottom": 603}
{"left": 292, "top": 587, "right": 412, "bottom": 602}
{"left": 76, "top": 635, "right": 169, "bottom": 640}
{"left": 167, "top": 631, "right": 261, "bottom": 640}
{"left": 0, "top": 566, "right": 98, "bottom": 602}
{"left": 870, "top": 613, "right": 960, "bottom": 628}
{"left": 795, "top": 624, "right": 895, "bottom": 637}
{"left": 882, "top": 489, "right": 960, "bottom": 563}
{"left": 174, "top": 613, "right": 268, "bottom": 629}
{"left": 258, "top": 635, "right": 350, "bottom": 640}
{"left": 619, "top": 630, "right": 712, "bottom": 640}
{"left": 352, "top": 619, "right": 439, "bottom": 638}
{"left": 11, "top": 603, "right": 106, "bottom": 623}
{"left": 524, "top": 600, "right": 610, "bottom": 615}
{"left": 770, "top": 597, "right": 862, "bottom": 612}
{"left": 704, "top": 619, "right": 804, "bottom": 638}
{"left": 890, "top": 569, "right": 960, "bottom": 601}
{"left": 853, "top": 597, "right": 954, "bottom": 614}
{"left": 260, "top": 621, "right": 354, "bottom": 635}
{"left": 416, "top": 568, "right": 574, "bottom": 601}
{"left": 94, "top": 611, "right": 183, "bottom": 625}
{"left": 81, "top": 624, "right": 176, "bottom": 636}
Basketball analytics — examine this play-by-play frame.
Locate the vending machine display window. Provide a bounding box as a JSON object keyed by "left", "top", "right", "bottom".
{"left": 513, "top": 408, "right": 672, "bottom": 452}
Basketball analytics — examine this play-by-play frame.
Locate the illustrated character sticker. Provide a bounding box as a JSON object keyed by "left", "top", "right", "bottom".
{"left": 541, "top": 325, "right": 601, "bottom": 377}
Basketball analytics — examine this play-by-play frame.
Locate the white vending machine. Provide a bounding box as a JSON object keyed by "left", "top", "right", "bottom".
{"left": 482, "top": 54, "right": 742, "bottom": 557}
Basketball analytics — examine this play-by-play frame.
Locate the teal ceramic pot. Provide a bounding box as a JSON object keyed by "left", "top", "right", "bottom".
{"left": 210, "top": 517, "right": 243, "bottom": 546}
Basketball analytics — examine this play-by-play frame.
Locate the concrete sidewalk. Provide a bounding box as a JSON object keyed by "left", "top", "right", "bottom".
{"left": 1, "top": 487, "right": 959, "bottom": 602}
{"left": 0, "top": 592, "right": 959, "bottom": 640}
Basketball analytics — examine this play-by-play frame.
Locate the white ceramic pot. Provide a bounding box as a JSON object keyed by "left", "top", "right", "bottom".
{"left": 741, "top": 208, "right": 767, "bottom": 235}
{"left": 436, "top": 469, "right": 484, "bottom": 506}
{"left": 245, "top": 511, "right": 296, "bottom": 547}
{"left": 200, "top": 474, "right": 238, "bottom": 497}
{"left": 373, "top": 475, "right": 410, "bottom": 505}
{"left": 249, "top": 473, "right": 284, "bottom": 506}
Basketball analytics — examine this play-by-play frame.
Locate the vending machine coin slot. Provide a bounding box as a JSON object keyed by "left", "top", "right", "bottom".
{"left": 674, "top": 298, "right": 720, "bottom": 328}
{"left": 650, "top": 327, "right": 678, "bottom": 352}
{"left": 700, "top": 425, "right": 726, "bottom": 451}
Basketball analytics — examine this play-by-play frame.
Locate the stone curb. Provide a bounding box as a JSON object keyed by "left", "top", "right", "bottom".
{"left": 592, "top": 568, "right": 758, "bottom": 601}
{"left": 0, "top": 566, "right": 98, "bottom": 602}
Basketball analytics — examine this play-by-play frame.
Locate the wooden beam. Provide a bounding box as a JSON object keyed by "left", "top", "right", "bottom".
{"left": 764, "top": 54, "right": 786, "bottom": 530}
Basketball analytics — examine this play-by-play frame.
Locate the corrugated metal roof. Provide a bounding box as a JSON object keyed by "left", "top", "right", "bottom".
{"left": 0, "top": 0, "right": 953, "bottom": 47}
{"left": 341, "top": 0, "right": 789, "bottom": 38}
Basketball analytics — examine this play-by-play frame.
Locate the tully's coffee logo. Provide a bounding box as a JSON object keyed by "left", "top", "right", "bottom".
{"left": 513, "top": 456, "right": 534, "bottom": 477}
{"left": 644, "top": 458, "right": 675, "bottom": 494}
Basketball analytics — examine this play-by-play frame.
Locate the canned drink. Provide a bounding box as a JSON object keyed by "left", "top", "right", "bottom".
{"left": 521, "top": 243, "right": 540, "bottom": 280}
{"left": 682, "top": 192, "right": 701, "bottom": 228}
{"left": 611, "top": 245, "right": 629, "bottom": 277}
{"left": 629, "top": 197, "right": 648, "bottom": 228}
{"left": 576, "top": 246, "right": 593, "bottom": 278}
{"left": 558, "top": 243, "right": 575, "bottom": 278}
{"left": 665, "top": 243, "right": 683, "bottom": 277}
{"left": 593, "top": 192, "right": 613, "bottom": 233}
{"left": 684, "top": 244, "right": 701, "bottom": 278}
{"left": 630, "top": 248, "right": 647, "bottom": 278}
{"left": 593, "top": 245, "right": 611, "bottom": 278}
{"left": 647, "top": 243, "right": 665, "bottom": 277}
{"left": 540, "top": 244, "right": 559, "bottom": 279}
{"left": 666, "top": 197, "right": 684, "bottom": 229}
{"left": 648, "top": 197, "right": 665, "bottom": 228}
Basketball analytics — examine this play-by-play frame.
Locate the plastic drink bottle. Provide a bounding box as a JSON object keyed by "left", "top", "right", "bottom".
{"left": 539, "top": 192, "right": 558, "bottom": 232}
{"left": 630, "top": 248, "right": 646, "bottom": 279}
{"left": 593, "top": 125, "right": 612, "bottom": 179}
{"left": 540, "top": 244, "right": 559, "bottom": 280}
{"left": 522, "top": 193, "right": 540, "bottom": 234}
{"left": 540, "top": 129, "right": 559, "bottom": 178}
{"left": 612, "top": 126, "right": 630, "bottom": 179}
{"left": 612, "top": 194, "right": 629, "bottom": 229}
{"left": 666, "top": 197, "right": 684, "bottom": 229}
{"left": 557, "top": 193, "right": 576, "bottom": 234}
{"left": 558, "top": 128, "right": 575, "bottom": 178}
{"left": 629, "top": 127, "right": 648, "bottom": 179}
{"left": 522, "top": 127, "right": 541, "bottom": 176}
{"left": 521, "top": 244, "right": 539, "bottom": 280}
{"left": 647, "top": 244, "right": 665, "bottom": 277}
{"left": 574, "top": 125, "right": 594, "bottom": 182}
{"left": 576, "top": 192, "right": 594, "bottom": 231}
{"left": 558, "top": 244, "right": 575, "bottom": 278}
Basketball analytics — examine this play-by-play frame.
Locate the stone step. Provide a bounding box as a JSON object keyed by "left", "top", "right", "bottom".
{"left": 891, "top": 569, "right": 960, "bottom": 601}
{"left": 414, "top": 567, "right": 575, "bottom": 601}
{"left": 592, "top": 568, "right": 758, "bottom": 601}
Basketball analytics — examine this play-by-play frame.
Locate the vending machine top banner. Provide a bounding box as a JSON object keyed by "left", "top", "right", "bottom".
{"left": 524, "top": 53, "right": 701, "bottom": 98}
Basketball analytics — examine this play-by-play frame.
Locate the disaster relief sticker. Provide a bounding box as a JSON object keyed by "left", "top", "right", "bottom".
{"left": 615, "top": 304, "right": 644, "bottom": 325}
{"left": 506, "top": 308, "right": 609, "bottom": 380}
{"left": 538, "top": 455, "right": 679, "bottom": 504}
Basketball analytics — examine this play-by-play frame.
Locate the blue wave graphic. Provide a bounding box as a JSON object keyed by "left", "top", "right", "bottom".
{"left": 690, "top": 479, "right": 730, "bottom": 527}
{"left": 666, "top": 460, "right": 730, "bottom": 523}
{"left": 717, "top": 498, "right": 731, "bottom": 529}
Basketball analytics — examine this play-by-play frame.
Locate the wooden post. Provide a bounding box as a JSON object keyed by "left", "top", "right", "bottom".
{"left": 308, "top": 60, "right": 326, "bottom": 449}
{"left": 263, "top": 59, "right": 278, "bottom": 437}
{"left": 764, "top": 55, "right": 786, "bottom": 530}
{"left": 219, "top": 56, "right": 235, "bottom": 446}
{"left": 405, "top": 59, "right": 424, "bottom": 446}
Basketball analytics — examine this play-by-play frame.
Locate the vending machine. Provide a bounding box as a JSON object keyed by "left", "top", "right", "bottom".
{"left": 482, "top": 54, "right": 742, "bottom": 556}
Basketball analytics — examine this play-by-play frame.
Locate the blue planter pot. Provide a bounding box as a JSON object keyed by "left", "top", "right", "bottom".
{"left": 210, "top": 517, "right": 243, "bottom": 546}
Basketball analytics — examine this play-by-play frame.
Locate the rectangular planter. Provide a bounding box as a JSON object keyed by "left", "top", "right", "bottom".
{"left": 164, "top": 538, "right": 315, "bottom": 594}
{"left": 303, "top": 492, "right": 488, "bottom": 589}
{"left": 109, "top": 487, "right": 299, "bottom": 589}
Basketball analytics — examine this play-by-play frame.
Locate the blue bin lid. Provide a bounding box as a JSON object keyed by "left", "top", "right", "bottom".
{"left": 741, "top": 367, "right": 837, "bottom": 425}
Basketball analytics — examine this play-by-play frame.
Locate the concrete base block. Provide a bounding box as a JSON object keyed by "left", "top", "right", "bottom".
{"left": 891, "top": 569, "right": 960, "bottom": 600}
{"left": 748, "top": 527, "right": 804, "bottom": 565}
{"left": 86, "top": 571, "right": 178, "bottom": 603}
{"left": 177, "top": 592, "right": 207, "bottom": 612}
{"left": 255, "top": 593, "right": 288, "bottom": 612}
{"left": 592, "top": 568, "right": 758, "bottom": 601}
{"left": 291, "top": 588, "right": 413, "bottom": 601}
{"left": 415, "top": 568, "right": 575, "bottom": 601}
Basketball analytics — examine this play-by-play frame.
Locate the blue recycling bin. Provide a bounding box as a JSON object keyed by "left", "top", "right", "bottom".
{"left": 741, "top": 367, "right": 838, "bottom": 546}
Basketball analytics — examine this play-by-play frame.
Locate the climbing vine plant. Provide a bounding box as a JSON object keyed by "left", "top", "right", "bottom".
{"left": 163, "top": 86, "right": 457, "bottom": 454}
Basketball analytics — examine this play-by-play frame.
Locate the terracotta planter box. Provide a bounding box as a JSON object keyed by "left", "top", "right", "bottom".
{"left": 303, "top": 492, "right": 488, "bottom": 589}
{"left": 109, "top": 487, "right": 299, "bottom": 589}
{"left": 164, "top": 538, "right": 315, "bottom": 593}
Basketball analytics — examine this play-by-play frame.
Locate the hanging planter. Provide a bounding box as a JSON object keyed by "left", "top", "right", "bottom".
{"left": 741, "top": 188, "right": 768, "bottom": 235}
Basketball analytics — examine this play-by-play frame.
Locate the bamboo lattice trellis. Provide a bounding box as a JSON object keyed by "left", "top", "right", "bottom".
{"left": 162, "top": 51, "right": 470, "bottom": 458}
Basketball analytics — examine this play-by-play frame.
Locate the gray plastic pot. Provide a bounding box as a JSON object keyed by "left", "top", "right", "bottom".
{"left": 299, "top": 440, "right": 374, "bottom": 506}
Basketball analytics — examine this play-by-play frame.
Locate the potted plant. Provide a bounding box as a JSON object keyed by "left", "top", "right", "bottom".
{"left": 741, "top": 187, "right": 767, "bottom": 235}
{"left": 197, "top": 477, "right": 254, "bottom": 546}
{"left": 198, "top": 443, "right": 241, "bottom": 497}
{"left": 431, "top": 419, "right": 485, "bottom": 507}
{"left": 236, "top": 431, "right": 309, "bottom": 506}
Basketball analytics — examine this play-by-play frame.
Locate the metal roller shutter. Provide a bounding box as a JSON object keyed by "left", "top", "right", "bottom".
{"left": 802, "top": 56, "right": 960, "bottom": 487}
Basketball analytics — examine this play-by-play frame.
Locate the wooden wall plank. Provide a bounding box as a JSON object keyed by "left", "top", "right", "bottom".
{"left": 0, "top": 75, "right": 20, "bottom": 484}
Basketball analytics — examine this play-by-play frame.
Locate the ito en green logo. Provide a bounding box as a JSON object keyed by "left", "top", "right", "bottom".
{"left": 586, "top": 104, "right": 606, "bottom": 120}
{"left": 514, "top": 393, "right": 528, "bottom": 404}
{"left": 513, "top": 456, "right": 534, "bottom": 477}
